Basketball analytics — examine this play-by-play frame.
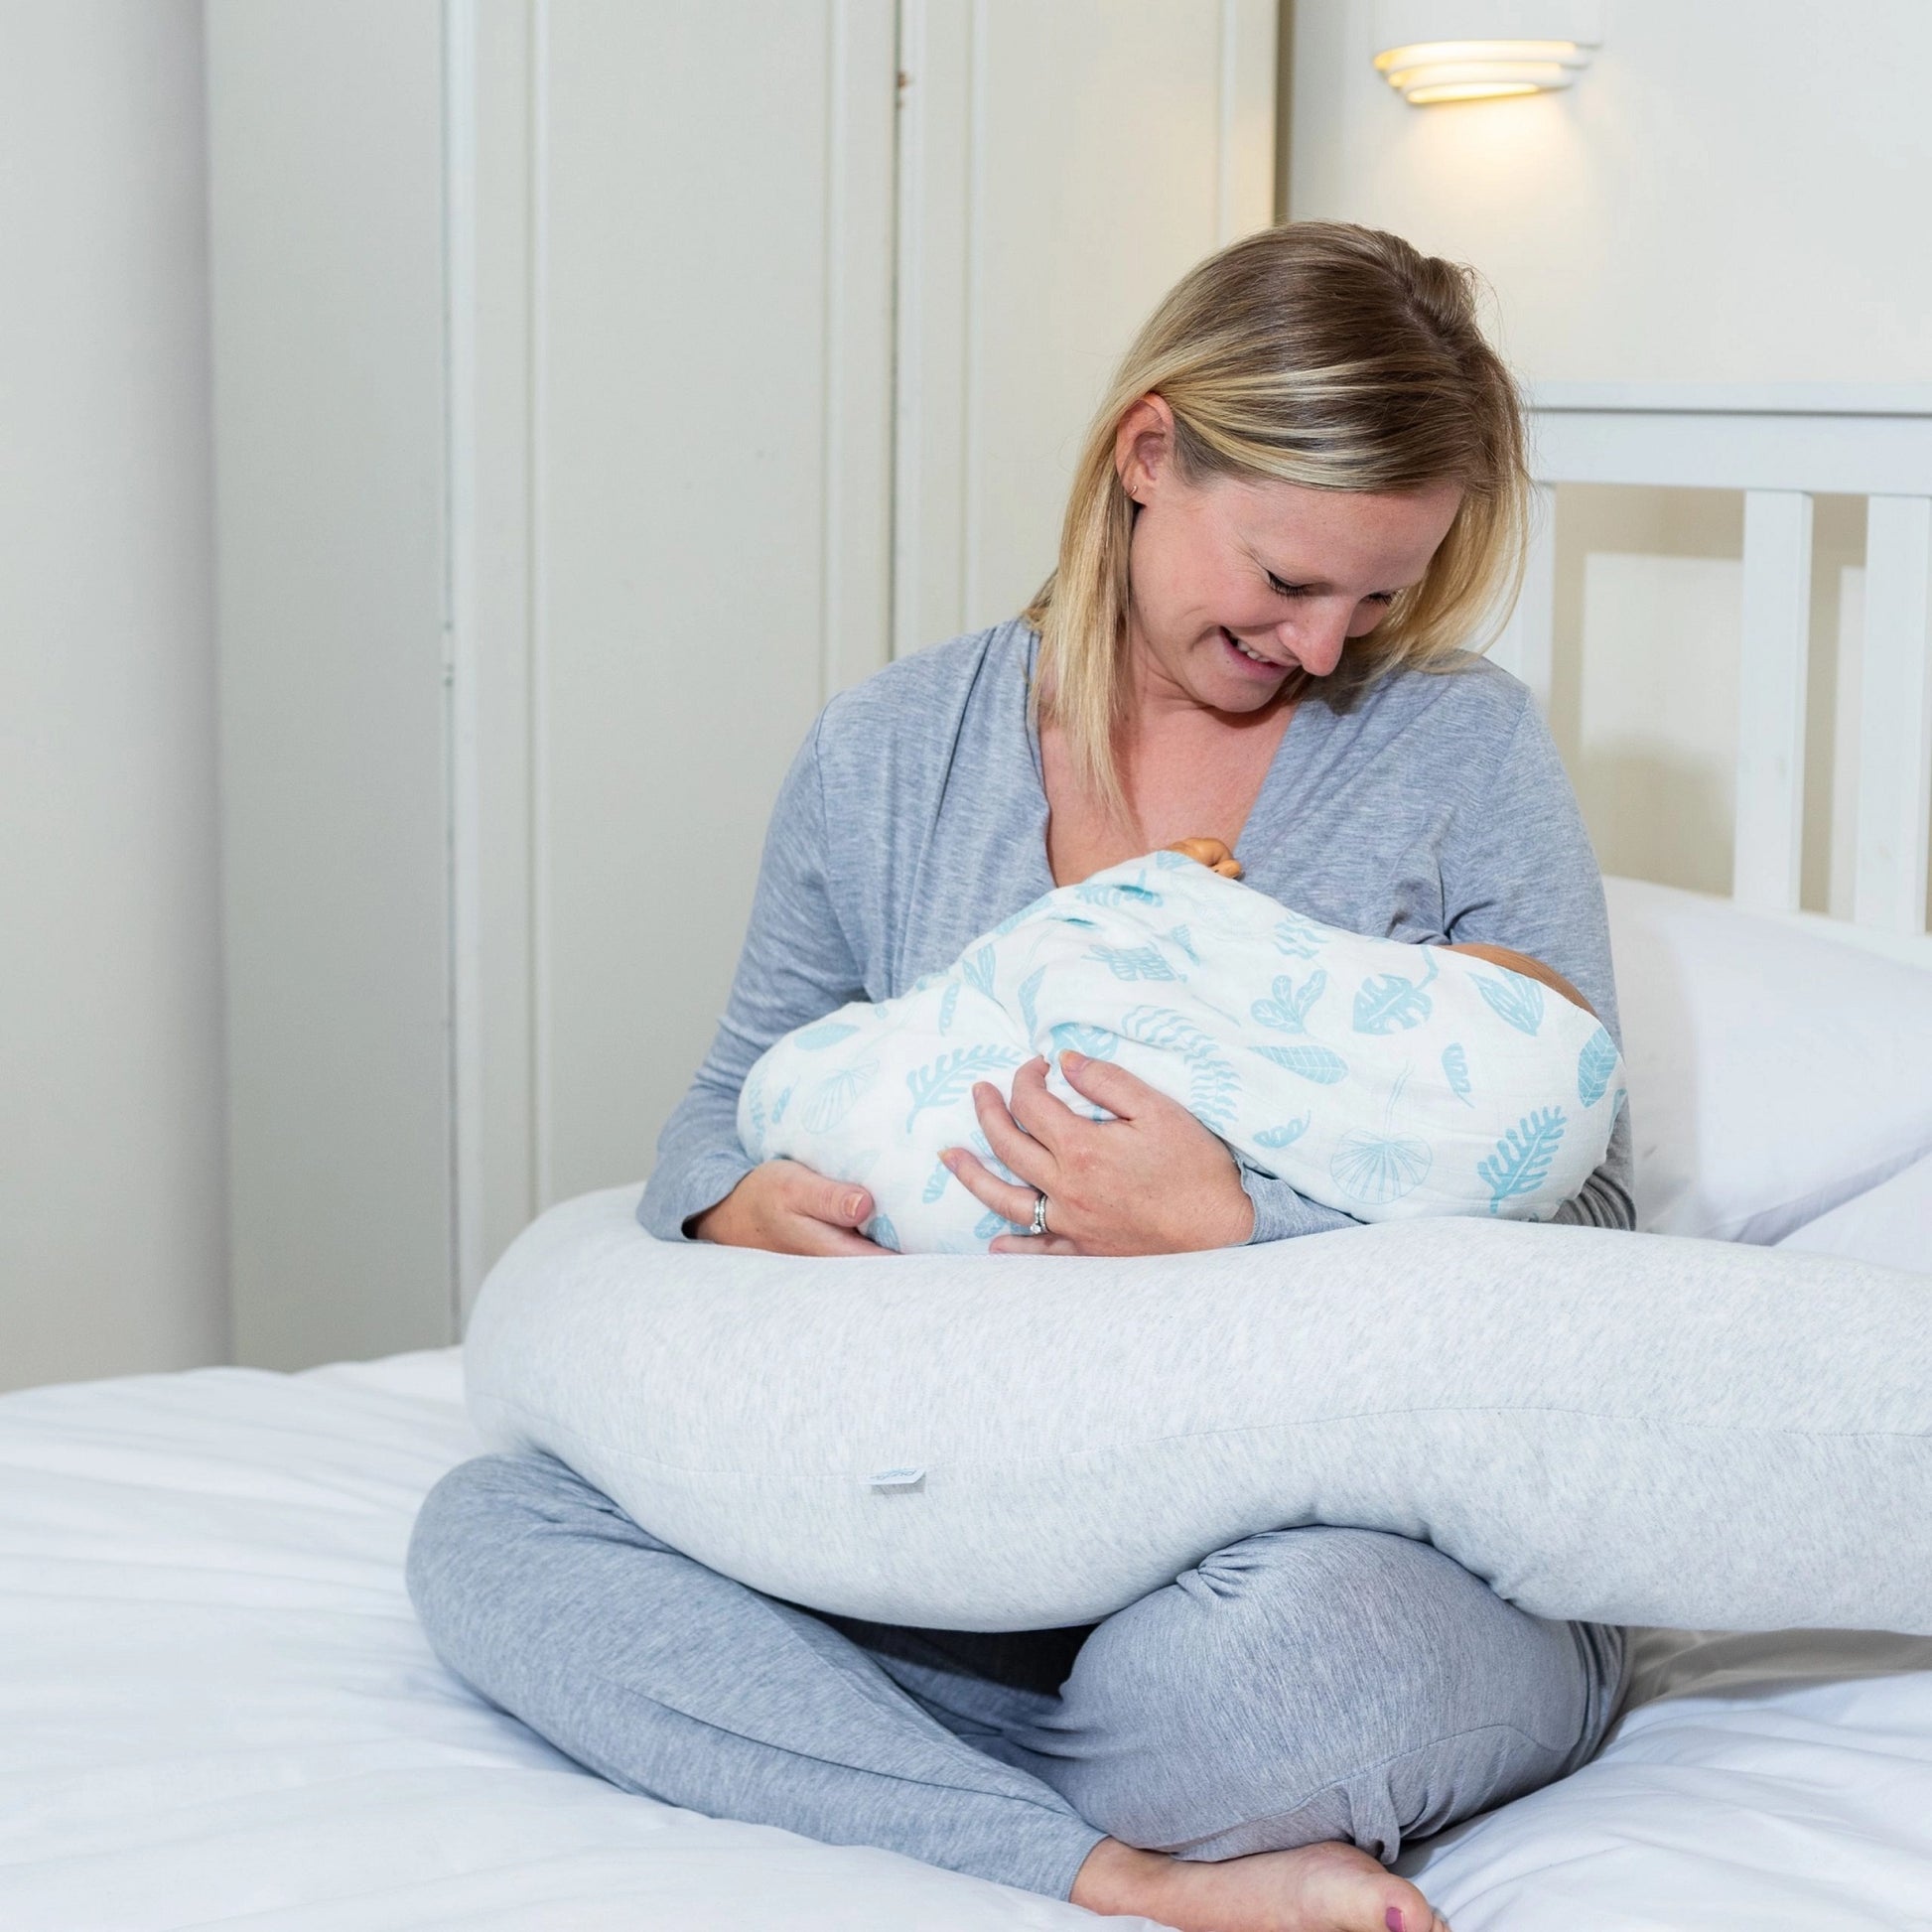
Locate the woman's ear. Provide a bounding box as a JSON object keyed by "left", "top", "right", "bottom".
{"left": 1113, "top": 393, "right": 1176, "bottom": 505}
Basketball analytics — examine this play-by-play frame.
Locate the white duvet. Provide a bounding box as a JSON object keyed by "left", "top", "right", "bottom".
{"left": 4, "top": 1346, "right": 1928, "bottom": 1931}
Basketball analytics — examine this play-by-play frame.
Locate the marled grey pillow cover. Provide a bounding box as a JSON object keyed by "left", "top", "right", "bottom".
{"left": 464, "top": 1185, "right": 1931, "bottom": 1634}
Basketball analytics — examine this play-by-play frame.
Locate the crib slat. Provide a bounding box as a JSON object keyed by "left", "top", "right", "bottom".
{"left": 1732, "top": 490, "right": 1814, "bottom": 912}
{"left": 1490, "top": 482, "right": 1557, "bottom": 713}
{"left": 1856, "top": 494, "right": 1932, "bottom": 934}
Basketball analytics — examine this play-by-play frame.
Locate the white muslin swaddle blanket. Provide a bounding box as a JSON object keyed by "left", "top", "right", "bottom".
{"left": 739, "top": 848, "right": 1625, "bottom": 1253}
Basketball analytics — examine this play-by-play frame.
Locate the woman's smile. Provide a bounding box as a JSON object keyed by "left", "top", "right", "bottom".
{"left": 1218, "top": 625, "right": 1293, "bottom": 675}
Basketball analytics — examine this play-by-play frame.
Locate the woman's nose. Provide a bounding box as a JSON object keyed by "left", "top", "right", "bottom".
{"left": 1277, "top": 608, "right": 1351, "bottom": 678}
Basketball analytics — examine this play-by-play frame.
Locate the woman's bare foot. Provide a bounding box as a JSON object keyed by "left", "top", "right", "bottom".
{"left": 1070, "top": 1835, "right": 1449, "bottom": 1932}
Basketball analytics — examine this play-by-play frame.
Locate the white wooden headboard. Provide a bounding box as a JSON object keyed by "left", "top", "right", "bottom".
{"left": 1490, "top": 383, "right": 1932, "bottom": 966}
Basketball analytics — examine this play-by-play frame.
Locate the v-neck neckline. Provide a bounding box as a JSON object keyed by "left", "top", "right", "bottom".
{"left": 1018, "top": 625, "right": 1311, "bottom": 892}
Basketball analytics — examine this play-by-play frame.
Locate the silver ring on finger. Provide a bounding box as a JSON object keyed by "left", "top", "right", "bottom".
{"left": 1029, "top": 1190, "right": 1050, "bottom": 1237}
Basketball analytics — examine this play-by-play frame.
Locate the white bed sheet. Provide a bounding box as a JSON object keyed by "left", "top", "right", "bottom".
{"left": 2, "top": 1346, "right": 1926, "bottom": 1931}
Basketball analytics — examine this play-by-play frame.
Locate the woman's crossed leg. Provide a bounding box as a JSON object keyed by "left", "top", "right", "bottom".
{"left": 406, "top": 1452, "right": 1625, "bottom": 1932}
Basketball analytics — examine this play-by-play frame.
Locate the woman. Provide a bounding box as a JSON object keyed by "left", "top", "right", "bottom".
{"left": 409, "top": 223, "right": 1633, "bottom": 1932}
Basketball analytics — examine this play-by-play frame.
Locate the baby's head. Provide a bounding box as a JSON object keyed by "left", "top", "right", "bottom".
{"left": 1442, "top": 942, "right": 1594, "bottom": 1017}
{"left": 1161, "top": 839, "right": 1595, "bottom": 1019}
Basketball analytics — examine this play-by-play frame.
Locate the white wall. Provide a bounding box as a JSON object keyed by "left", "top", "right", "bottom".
{"left": 0, "top": 0, "right": 227, "bottom": 1392}
{"left": 205, "top": 0, "right": 456, "bottom": 1372}
{"left": 1288, "top": 1, "right": 1932, "bottom": 384}
{"left": 1287, "top": 0, "right": 1930, "bottom": 907}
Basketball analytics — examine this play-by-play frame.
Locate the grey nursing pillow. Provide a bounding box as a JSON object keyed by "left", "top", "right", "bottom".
{"left": 464, "top": 1186, "right": 1932, "bottom": 1635}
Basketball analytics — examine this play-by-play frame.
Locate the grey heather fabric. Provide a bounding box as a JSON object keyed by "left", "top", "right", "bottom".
{"left": 406, "top": 1448, "right": 1626, "bottom": 1897}
{"left": 468, "top": 1186, "right": 1932, "bottom": 1634}
{"left": 637, "top": 620, "right": 1635, "bottom": 1246}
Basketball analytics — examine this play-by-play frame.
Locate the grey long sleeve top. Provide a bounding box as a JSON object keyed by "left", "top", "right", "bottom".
{"left": 638, "top": 619, "right": 1635, "bottom": 1244}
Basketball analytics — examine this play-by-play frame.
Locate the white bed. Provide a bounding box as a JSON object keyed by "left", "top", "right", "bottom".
{"left": 5, "top": 388, "right": 1929, "bottom": 1928}
{"left": 4, "top": 1343, "right": 1930, "bottom": 1931}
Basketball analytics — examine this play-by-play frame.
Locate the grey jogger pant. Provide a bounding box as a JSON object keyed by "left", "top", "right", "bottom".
{"left": 405, "top": 1451, "right": 1627, "bottom": 1900}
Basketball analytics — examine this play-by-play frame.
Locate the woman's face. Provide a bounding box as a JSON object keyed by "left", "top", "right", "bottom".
{"left": 1114, "top": 394, "right": 1464, "bottom": 716}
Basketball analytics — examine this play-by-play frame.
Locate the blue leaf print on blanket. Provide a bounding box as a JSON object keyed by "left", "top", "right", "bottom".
{"left": 1119, "top": 1005, "right": 1242, "bottom": 1132}
{"left": 768, "top": 1085, "right": 793, "bottom": 1128}
{"left": 803, "top": 1060, "right": 879, "bottom": 1133}
{"left": 1164, "top": 923, "right": 1199, "bottom": 964}
{"left": 1577, "top": 1026, "right": 1618, "bottom": 1107}
{"left": 793, "top": 1019, "right": 861, "bottom": 1050}
{"left": 961, "top": 944, "right": 999, "bottom": 999}
{"left": 989, "top": 893, "right": 1054, "bottom": 939}
{"left": 920, "top": 1160, "right": 953, "bottom": 1204}
{"left": 1330, "top": 1129, "right": 1433, "bottom": 1206}
{"left": 1441, "top": 1041, "right": 1473, "bottom": 1107}
{"left": 1271, "top": 911, "right": 1328, "bottom": 961}
{"left": 1089, "top": 943, "right": 1178, "bottom": 983}
{"left": 903, "top": 1044, "right": 1024, "bottom": 1128}
{"left": 1255, "top": 1114, "right": 1312, "bottom": 1150}
{"left": 1074, "top": 879, "right": 1163, "bottom": 908}
{"left": 1352, "top": 950, "right": 1439, "bottom": 1035}
{"left": 1478, "top": 1106, "right": 1568, "bottom": 1213}
{"left": 1048, "top": 1022, "right": 1120, "bottom": 1060}
{"left": 1251, "top": 969, "right": 1327, "bottom": 1034}
{"left": 1251, "top": 1042, "right": 1349, "bottom": 1084}
{"left": 1017, "top": 966, "right": 1045, "bottom": 1039}
{"left": 937, "top": 982, "right": 960, "bottom": 1035}
{"left": 975, "top": 1207, "right": 1026, "bottom": 1240}
{"left": 1476, "top": 971, "right": 1545, "bottom": 1036}
{"left": 864, "top": 1213, "right": 901, "bottom": 1252}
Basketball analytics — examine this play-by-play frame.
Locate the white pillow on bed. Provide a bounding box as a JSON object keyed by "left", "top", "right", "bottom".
{"left": 1604, "top": 875, "right": 1932, "bottom": 1244}
{"left": 1776, "top": 1151, "right": 1932, "bottom": 1275}
{"left": 465, "top": 1185, "right": 1932, "bottom": 1637}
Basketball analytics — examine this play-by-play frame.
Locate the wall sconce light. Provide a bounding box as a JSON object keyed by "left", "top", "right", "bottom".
{"left": 1372, "top": 0, "right": 1601, "bottom": 105}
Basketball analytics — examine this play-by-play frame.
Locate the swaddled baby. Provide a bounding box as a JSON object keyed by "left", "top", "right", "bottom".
{"left": 738, "top": 841, "right": 1626, "bottom": 1254}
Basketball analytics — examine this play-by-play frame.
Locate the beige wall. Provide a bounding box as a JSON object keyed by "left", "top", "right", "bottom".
{"left": 1287, "top": 1, "right": 1932, "bottom": 384}
{"left": 0, "top": 0, "right": 227, "bottom": 1392}
{"left": 207, "top": 0, "right": 456, "bottom": 1372}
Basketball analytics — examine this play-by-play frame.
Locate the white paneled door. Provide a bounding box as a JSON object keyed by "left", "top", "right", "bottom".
{"left": 209, "top": 0, "right": 1278, "bottom": 1366}
{"left": 895, "top": 0, "right": 1279, "bottom": 649}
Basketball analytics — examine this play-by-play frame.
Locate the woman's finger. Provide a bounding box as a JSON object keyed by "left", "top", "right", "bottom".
{"left": 788, "top": 1167, "right": 873, "bottom": 1228}
{"left": 1054, "top": 1047, "right": 1154, "bottom": 1121}
{"left": 969, "top": 1075, "right": 1057, "bottom": 1192}
{"left": 767, "top": 1161, "right": 886, "bottom": 1254}
{"left": 940, "top": 1146, "right": 1044, "bottom": 1232}
{"left": 794, "top": 1220, "right": 890, "bottom": 1256}
{"left": 1003, "top": 1054, "right": 1089, "bottom": 1146}
{"left": 987, "top": 1229, "right": 1080, "bottom": 1256}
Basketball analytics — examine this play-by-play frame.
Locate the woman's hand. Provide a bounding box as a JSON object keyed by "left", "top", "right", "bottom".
{"left": 688, "top": 1160, "right": 888, "bottom": 1256}
{"left": 941, "top": 1051, "right": 1256, "bottom": 1255}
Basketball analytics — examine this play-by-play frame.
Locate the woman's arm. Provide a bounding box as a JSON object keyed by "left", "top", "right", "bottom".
{"left": 1442, "top": 684, "right": 1636, "bottom": 1231}
{"left": 1233, "top": 1165, "right": 1359, "bottom": 1244}
{"left": 637, "top": 718, "right": 871, "bottom": 1241}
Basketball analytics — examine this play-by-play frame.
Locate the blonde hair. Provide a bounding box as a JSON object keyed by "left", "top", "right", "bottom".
{"left": 1021, "top": 221, "right": 1531, "bottom": 822}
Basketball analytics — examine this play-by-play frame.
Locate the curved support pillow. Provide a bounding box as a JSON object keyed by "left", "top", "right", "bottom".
{"left": 464, "top": 1187, "right": 1932, "bottom": 1635}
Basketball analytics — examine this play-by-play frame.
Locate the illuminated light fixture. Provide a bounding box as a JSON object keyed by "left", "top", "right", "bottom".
{"left": 1371, "top": 0, "right": 1601, "bottom": 105}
